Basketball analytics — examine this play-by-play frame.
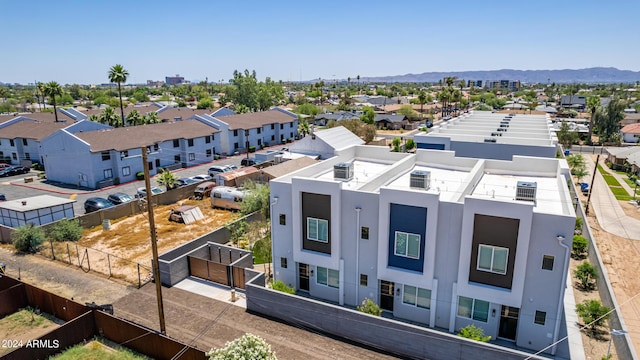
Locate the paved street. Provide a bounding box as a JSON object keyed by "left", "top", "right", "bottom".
{"left": 0, "top": 154, "right": 248, "bottom": 216}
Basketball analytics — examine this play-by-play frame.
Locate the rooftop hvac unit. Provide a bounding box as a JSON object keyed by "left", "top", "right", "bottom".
{"left": 334, "top": 162, "right": 354, "bottom": 181}
{"left": 491, "top": 132, "right": 502, "bottom": 136}
{"left": 500, "top": 123, "right": 509, "bottom": 128}
{"left": 516, "top": 181, "right": 537, "bottom": 203}
{"left": 484, "top": 138, "right": 497, "bottom": 143}
{"left": 274, "top": 154, "right": 283, "bottom": 164}
{"left": 410, "top": 170, "right": 431, "bottom": 190}
{"left": 497, "top": 128, "right": 506, "bottom": 132}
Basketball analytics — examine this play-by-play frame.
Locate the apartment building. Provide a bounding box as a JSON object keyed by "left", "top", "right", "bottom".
{"left": 270, "top": 145, "right": 575, "bottom": 354}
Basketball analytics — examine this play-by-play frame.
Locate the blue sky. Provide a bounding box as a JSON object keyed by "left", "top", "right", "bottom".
{"left": 1, "top": 0, "right": 638, "bottom": 84}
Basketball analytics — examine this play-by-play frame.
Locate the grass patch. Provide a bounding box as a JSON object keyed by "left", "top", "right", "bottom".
{"left": 597, "top": 163, "right": 633, "bottom": 200}
{"left": 611, "top": 187, "right": 633, "bottom": 201}
{"left": 0, "top": 307, "right": 55, "bottom": 334}
{"left": 50, "top": 339, "right": 149, "bottom": 360}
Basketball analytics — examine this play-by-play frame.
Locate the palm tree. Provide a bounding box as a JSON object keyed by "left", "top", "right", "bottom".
{"left": 418, "top": 91, "right": 427, "bottom": 117}
{"left": 99, "top": 107, "right": 119, "bottom": 127}
{"left": 127, "top": 109, "right": 142, "bottom": 126}
{"left": 108, "top": 64, "right": 129, "bottom": 126}
{"left": 36, "top": 82, "right": 45, "bottom": 111}
{"left": 586, "top": 96, "right": 600, "bottom": 144}
{"left": 298, "top": 118, "right": 311, "bottom": 137}
{"left": 44, "top": 81, "right": 62, "bottom": 122}
{"left": 144, "top": 111, "right": 160, "bottom": 124}
{"left": 156, "top": 169, "right": 178, "bottom": 191}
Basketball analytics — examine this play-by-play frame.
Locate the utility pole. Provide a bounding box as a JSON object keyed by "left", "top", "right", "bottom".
{"left": 585, "top": 154, "right": 599, "bottom": 215}
{"left": 141, "top": 147, "right": 166, "bottom": 334}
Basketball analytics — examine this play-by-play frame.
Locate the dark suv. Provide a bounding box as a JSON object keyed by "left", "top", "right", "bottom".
{"left": 241, "top": 158, "right": 258, "bottom": 166}
{"left": 84, "top": 197, "right": 114, "bottom": 213}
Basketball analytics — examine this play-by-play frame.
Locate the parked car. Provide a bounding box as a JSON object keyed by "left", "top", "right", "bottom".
{"left": 107, "top": 192, "right": 133, "bottom": 205}
{"left": 168, "top": 205, "right": 197, "bottom": 223}
{"left": 176, "top": 177, "right": 199, "bottom": 187}
{"left": 225, "top": 165, "right": 239, "bottom": 171}
{"left": 240, "top": 158, "right": 259, "bottom": 167}
{"left": 208, "top": 165, "right": 231, "bottom": 176}
{"left": 194, "top": 181, "right": 216, "bottom": 199}
{"left": 135, "top": 186, "right": 164, "bottom": 198}
{"left": 191, "top": 174, "right": 212, "bottom": 182}
{"left": 0, "top": 166, "right": 30, "bottom": 177}
{"left": 0, "top": 194, "right": 6, "bottom": 201}
{"left": 84, "top": 197, "right": 114, "bottom": 213}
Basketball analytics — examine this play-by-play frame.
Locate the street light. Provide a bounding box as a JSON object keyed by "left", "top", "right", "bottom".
{"left": 607, "top": 329, "right": 628, "bottom": 359}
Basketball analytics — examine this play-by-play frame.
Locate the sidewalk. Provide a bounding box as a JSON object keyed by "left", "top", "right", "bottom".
{"left": 584, "top": 155, "right": 640, "bottom": 240}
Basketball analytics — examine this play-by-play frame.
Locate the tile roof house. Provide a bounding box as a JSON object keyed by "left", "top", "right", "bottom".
{"left": 620, "top": 113, "right": 640, "bottom": 126}
{"left": 40, "top": 120, "right": 221, "bottom": 189}
{"left": 620, "top": 123, "right": 640, "bottom": 143}
{"left": 374, "top": 114, "right": 409, "bottom": 130}
{"left": 313, "top": 111, "right": 361, "bottom": 126}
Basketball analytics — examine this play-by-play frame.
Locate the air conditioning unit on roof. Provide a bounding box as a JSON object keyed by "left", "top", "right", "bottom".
{"left": 334, "top": 162, "right": 354, "bottom": 181}
{"left": 516, "top": 181, "right": 537, "bottom": 203}
{"left": 410, "top": 170, "right": 431, "bottom": 190}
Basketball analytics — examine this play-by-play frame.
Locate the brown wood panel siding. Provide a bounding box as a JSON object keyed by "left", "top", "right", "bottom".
{"left": 208, "top": 262, "right": 229, "bottom": 285}
{"left": 232, "top": 266, "right": 246, "bottom": 289}
{"left": 469, "top": 214, "right": 519, "bottom": 289}
{"left": 301, "top": 192, "right": 331, "bottom": 254}
{"left": 189, "top": 256, "right": 210, "bottom": 280}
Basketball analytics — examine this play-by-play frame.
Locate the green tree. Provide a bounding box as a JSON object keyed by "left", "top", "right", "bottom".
{"left": 294, "top": 103, "right": 319, "bottom": 116}
{"left": 357, "top": 298, "right": 382, "bottom": 316}
{"left": 557, "top": 121, "right": 578, "bottom": 149}
{"left": 586, "top": 96, "right": 600, "bottom": 143}
{"left": 572, "top": 235, "right": 588, "bottom": 259}
{"left": 229, "top": 69, "right": 259, "bottom": 111}
{"left": 207, "top": 333, "right": 276, "bottom": 360}
{"left": 240, "top": 180, "right": 270, "bottom": 219}
{"left": 108, "top": 64, "right": 129, "bottom": 126}
{"left": 144, "top": 111, "right": 160, "bottom": 124}
{"left": 12, "top": 224, "right": 46, "bottom": 253}
{"left": 457, "top": 324, "right": 491, "bottom": 342}
{"left": 156, "top": 169, "right": 178, "bottom": 191}
{"left": 36, "top": 82, "right": 46, "bottom": 111}
{"left": 327, "top": 118, "right": 376, "bottom": 143}
{"left": 297, "top": 118, "right": 311, "bottom": 137}
{"left": 127, "top": 109, "right": 142, "bottom": 126}
{"left": 48, "top": 219, "right": 83, "bottom": 242}
{"left": 397, "top": 105, "right": 420, "bottom": 121}
{"left": 595, "top": 98, "right": 625, "bottom": 144}
{"left": 44, "top": 81, "right": 62, "bottom": 122}
{"left": 392, "top": 137, "right": 401, "bottom": 152}
{"left": 417, "top": 91, "right": 427, "bottom": 116}
{"left": 574, "top": 261, "right": 598, "bottom": 290}
{"left": 360, "top": 106, "right": 375, "bottom": 125}
{"left": 99, "top": 107, "right": 120, "bottom": 127}
{"left": 405, "top": 138, "right": 416, "bottom": 151}
{"left": 576, "top": 299, "right": 610, "bottom": 335}
{"left": 197, "top": 97, "right": 214, "bottom": 109}
{"left": 226, "top": 220, "right": 247, "bottom": 246}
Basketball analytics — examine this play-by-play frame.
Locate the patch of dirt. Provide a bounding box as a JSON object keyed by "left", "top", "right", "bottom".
{"left": 0, "top": 308, "right": 60, "bottom": 357}
{"left": 40, "top": 198, "right": 237, "bottom": 284}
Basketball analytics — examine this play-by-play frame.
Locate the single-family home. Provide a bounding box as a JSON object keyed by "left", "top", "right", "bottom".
{"left": 620, "top": 123, "right": 640, "bottom": 143}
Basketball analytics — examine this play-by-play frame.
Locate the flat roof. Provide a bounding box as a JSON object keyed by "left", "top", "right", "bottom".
{"left": 472, "top": 174, "right": 563, "bottom": 214}
{"left": 0, "top": 195, "right": 76, "bottom": 212}
{"left": 317, "top": 160, "right": 391, "bottom": 190}
{"left": 385, "top": 165, "right": 471, "bottom": 202}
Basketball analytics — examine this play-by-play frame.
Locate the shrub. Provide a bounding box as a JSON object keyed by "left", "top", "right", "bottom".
{"left": 281, "top": 139, "right": 286, "bottom": 145}
{"left": 249, "top": 146, "right": 256, "bottom": 153}
{"left": 572, "top": 235, "right": 588, "bottom": 259}
{"left": 287, "top": 138, "right": 293, "bottom": 143}
{"left": 12, "top": 224, "right": 46, "bottom": 253}
{"left": 457, "top": 324, "right": 491, "bottom": 342}
{"left": 113, "top": 177, "right": 120, "bottom": 185}
{"left": 48, "top": 219, "right": 83, "bottom": 242}
{"left": 576, "top": 299, "right": 610, "bottom": 334}
{"left": 357, "top": 298, "right": 382, "bottom": 316}
{"left": 135, "top": 171, "right": 145, "bottom": 180}
{"left": 574, "top": 261, "right": 598, "bottom": 290}
{"left": 207, "top": 333, "right": 276, "bottom": 360}
{"left": 271, "top": 280, "right": 295, "bottom": 294}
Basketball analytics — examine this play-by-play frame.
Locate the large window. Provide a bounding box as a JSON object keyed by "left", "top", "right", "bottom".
{"left": 403, "top": 285, "right": 431, "bottom": 309}
{"left": 122, "top": 166, "right": 131, "bottom": 176}
{"left": 394, "top": 231, "right": 420, "bottom": 259}
{"left": 317, "top": 266, "right": 339, "bottom": 288}
{"left": 104, "top": 169, "right": 113, "bottom": 179}
{"left": 101, "top": 151, "right": 110, "bottom": 161}
{"left": 188, "top": 138, "right": 194, "bottom": 147}
{"left": 457, "top": 296, "right": 490, "bottom": 322}
{"left": 173, "top": 139, "right": 180, "bottom": 148}
{"left": 307, "top": 217, "right": 328, "bottom": 243}
{"left": 188, "top": 153, "right": 195, "bottom": 161}
{"left": 477, "top": 245, "right": 508, "bottom": 275}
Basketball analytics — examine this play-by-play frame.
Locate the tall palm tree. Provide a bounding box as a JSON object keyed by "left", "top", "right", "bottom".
{"left": 418, "top": 91, "right": 427, "bottom": 116}
{"left": 586, "top": 96, "right": 600, "bottom": 144}
{"left": 36, "top": 82, "right": 45, "bottom": 111}
{"left": 44, "top": 81, "right": 62, "bottom": 122}
{"left": 108, "top": 64, "right": 129, "bottom": 126}
{"left": 297, "top": 118, "right": 311, "bottom": 137}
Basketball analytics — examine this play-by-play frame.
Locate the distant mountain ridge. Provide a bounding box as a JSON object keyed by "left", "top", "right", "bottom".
{"left": 358, "top": 67, "right": 640, "bottom": 84}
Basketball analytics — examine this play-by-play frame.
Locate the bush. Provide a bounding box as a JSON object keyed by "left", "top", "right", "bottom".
{"left": 287, "top": 138, "right": 293, "bottom": 143}
{"left": 576, "top": 299, "right": 610, "bottom": 334}
{"left": 357, "top": 298, "right": 382, "bottom": 316}
{"left": 574, "top": 261, "right": 598, "bottom": 290}
{"left": 114, "top": 177, "right": 120, "bottom": 185}
{"left": 572, "top": 235, "right": 588, "bottom": 259}
{"left": 207, "top": 333, "right": 276, "bottom": 360}
{"left": 135, "top": 171, "right": 145, "bottom": 180}
{"left": 12, "top": 224, "right": 46, "bottom": 253}
{"left": 271, "top": 280, "right": 295, "bottom": 294}
{"left": 48, "top": 219, "right": 83, "bottom": 242}
{"left": 457, "top": 324, "right": 491, "bottom": 342}
{"left": 249, "top": 146, "right": 256, "bottom": 153}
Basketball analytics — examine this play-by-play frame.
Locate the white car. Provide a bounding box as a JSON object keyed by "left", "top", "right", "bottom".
{"left": 208, "top": 165, "right": 231, "bottom": 176}
{"left": 135, "top": 186, "right": 164, "bottom": 198}
{"left": 191, "top": 174, "right": 212, "bottom": 182}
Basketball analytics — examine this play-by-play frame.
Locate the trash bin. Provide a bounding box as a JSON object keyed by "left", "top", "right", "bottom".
{"left": 564, "top": 150, "right": 570, "bottom": 156}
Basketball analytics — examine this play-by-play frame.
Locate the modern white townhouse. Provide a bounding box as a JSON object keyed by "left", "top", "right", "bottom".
{"left": 414, "top": 111, "right": 558, "bottom": 160}
{"left": 270, "top": 145, "right": 575, "bottom": 354}
{"left": 40, "top": 119, "right": 221, "bottom": 188}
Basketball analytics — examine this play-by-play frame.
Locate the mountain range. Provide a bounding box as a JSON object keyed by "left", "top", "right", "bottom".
{"left": 357, "top": 67, "right": 640, "bottom": 84}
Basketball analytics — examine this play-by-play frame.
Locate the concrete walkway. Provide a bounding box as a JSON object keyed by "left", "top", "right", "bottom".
{"left": 584, "top": 155, "right": 640, "bottom": 240}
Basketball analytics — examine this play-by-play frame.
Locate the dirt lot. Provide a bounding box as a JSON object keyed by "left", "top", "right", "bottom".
{"left": 40, "top": 198, "right": 237, "bottom": 283}
{"left": 0, "top": 308, "right": 61, "bottom": 357}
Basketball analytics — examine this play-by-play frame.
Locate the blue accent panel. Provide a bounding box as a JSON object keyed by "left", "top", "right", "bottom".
{"left": 417, "top": 143, "right": 445, "bottom": 150}
{"left": 388, "top": 203, "right": 427, "bottom": 272}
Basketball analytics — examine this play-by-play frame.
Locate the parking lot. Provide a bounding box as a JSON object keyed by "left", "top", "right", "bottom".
{"left": 0, "top": 155, "right": 247, "bottom": 216}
